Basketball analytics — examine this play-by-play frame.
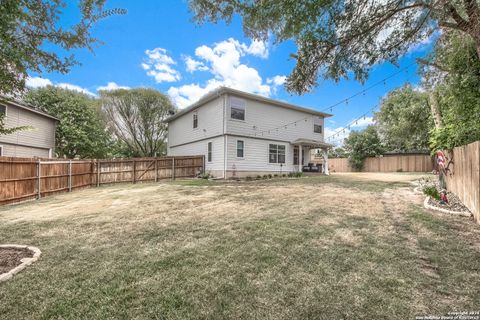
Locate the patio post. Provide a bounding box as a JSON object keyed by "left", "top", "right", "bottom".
{"left": 299, "top": 144, "right": 303, "bottom": 172}
{"left": 323, "top": 148, "right": 329, "bottom": 175}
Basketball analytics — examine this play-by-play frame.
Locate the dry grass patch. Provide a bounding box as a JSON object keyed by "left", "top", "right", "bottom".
{"left": 0, "top": 174, "right": 479, "bottom": 319}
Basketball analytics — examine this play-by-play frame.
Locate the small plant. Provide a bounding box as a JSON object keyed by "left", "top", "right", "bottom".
{"left": 256, "top": 175, "right": 262, "bottom": 180}
{"left": 287, "top": 172, "right": 295, "bottom": 177}
{"left": 396, "top": 168, "right": 403, "bottom": 172}
{"left": 197, "top": 172, "right": 212, "bottom": 179}
{"left": 273, "top": 174, "right": 278, "bottom": 178}
{"left": 245, "top": 176, "right": 254, "bottom": 181}
{"left": 423, "top": 185, "right": 440, "bottom": 200}
{"left": 267, "top": 174, "right": 273, "bottom": 179}
{"left": 282, "top": 174, "right": 287, "bottom": 177}
{"left": 262, "top": 174, "right": 268, "bottom": 180}
{"left": 294, "top": 172, "right": 304, "bottom": 178}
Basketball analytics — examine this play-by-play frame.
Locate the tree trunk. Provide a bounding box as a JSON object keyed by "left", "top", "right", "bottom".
{"left": 428, "top": 92, "right": 443, "bottom": 129}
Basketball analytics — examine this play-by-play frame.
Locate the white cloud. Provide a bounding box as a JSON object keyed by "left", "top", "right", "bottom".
{"left": 267, "top": 75, "right": 286, "bottom": 86}
{"left": 26, "top": 76, "right": 95, "bottom": 96}
{"left": 97, "top": 82, "right": 130, "bottom": 91}
{"left": 183, "top": 56, "right": 209, "bottom": 73}
{"left": 168, "top": 38, "right": 279, "bottom": 109}
{"left": 142, "top": 48, "right": 181, "bottom": 83}
{"left": 325, "top": 126, "right": 351, "bottom": 146}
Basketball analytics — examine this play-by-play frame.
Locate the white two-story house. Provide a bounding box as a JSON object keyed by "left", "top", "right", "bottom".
{"left": 166, "top": 87, "right": 333, "bottom": 178}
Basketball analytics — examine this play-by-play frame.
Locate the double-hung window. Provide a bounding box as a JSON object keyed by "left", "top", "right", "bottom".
{"left": 0, "top": 104, "right": 6, "bottom": 117}
{"left": 193, "top": 111, "right": 198, "bottom": 129}
{"left": 269, "top": 144, "right": 285, "bottom": 164}
{"left": 230, "top": 97, "right": 245, "bottom": 121}
{"left": 207, "top": 142, "right": 212, "bottom": 162}
{"left": 236, "top": 140, "right": 244, "bottom": 158}
{"left": 314, "top": 117, "right": 322, "bottom": 134}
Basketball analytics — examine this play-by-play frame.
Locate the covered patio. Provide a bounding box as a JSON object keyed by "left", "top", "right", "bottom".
{"left": 291, "top": 138, "right": 334, "bottom": 175}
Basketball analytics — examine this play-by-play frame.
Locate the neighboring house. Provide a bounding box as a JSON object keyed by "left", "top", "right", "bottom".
{"left": 0, "top": 98, "right": 57, "bottom": 158}
{"left": 166, "top": 87, "right": 333, "bottom": 178}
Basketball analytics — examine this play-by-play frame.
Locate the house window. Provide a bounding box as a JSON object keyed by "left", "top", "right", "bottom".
{"left": 0, "top": 145, "right": 3, "bottom": 156}
{"left": 207, "top": 142, "right": 212, "bottom": 162}
{"left": 293, "top": 147, "right": 299, "bottom": 165}
{"left": 230, "top": 97, "right": 245, "bottom": 121}
{"left": 269, "top": 144, "right": 285, "bottom": 164}
{"left": 193, "top": 112, "right": 198, "bottom": 129}
{"left": 314, "top": 117, "right": 322, "bottom": 134}
{"left": 236, "top": 140, "right": 244, "bottom": 158}
{"left": 0, "top": 104, "right": 6, "bottom": 116}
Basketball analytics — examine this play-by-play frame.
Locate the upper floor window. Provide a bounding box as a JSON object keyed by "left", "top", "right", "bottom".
{"left": 193, "top": 111, "right": 198, "bottom": 129}
{"left": 269, "top": 144, "right": 285, "bottom": 164}
{"left": 236, "top": 140, "right": 244, "bottom": 158}
{"left": 230, "top": 97, "right": 245, "bottom": 121}
{"left": 0, "top": 104, "right": 6, "bottom": 116}
{"left": 314, "top": 117, "right": 322, "bottom": 134}
{"left": 207, "top": 142, "right": 212, "bottom": 162}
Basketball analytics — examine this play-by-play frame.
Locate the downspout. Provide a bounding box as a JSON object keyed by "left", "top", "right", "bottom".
{"left": 223, "top": 94, "right": 227, "bottom": 179}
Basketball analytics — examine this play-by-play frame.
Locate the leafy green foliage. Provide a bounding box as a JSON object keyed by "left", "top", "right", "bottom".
{"left": 374, "top": 84, "right": 433, "bottom": 152}
{"left": 423, "top": 185, "right": 440, "bottom": 200}
{"left": 100, "top": 88, "right": 176, "bottom": 157}
{"left": 422, "top": 32, "right": 480, "bottom": 151}
{"left": 189, "top": 0, "right": 480, "bottom": 94}
{"left": 344, "top": 126, "right": 384, "bottom": 170}
{"left": 0, "top": 0, "right": 125, "bottom": 95}
{"left": 24, "top": 86, "right": 113, "bottom": 158}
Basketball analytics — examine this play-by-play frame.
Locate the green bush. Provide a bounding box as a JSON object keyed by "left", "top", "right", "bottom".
{"left": 282, "top": 174, "right": 287, "bottom": 177}
{"left": 294, "top": 172, "right": 304, "bottom": 178}
{"left": 396, "top": 168, "right": 403, "bottom": 172}
{"left": 262, "top": 174, "right": 268, "bottom": 180}
{"left": 268, "top": 174, "right": 273, "bottom": 179}
{"left": 197, "top": 172, "right": 212, "bottom": 179}
{"left": 245, "top": 176, "right": 254, "bottom": 181}
{"left": 256, "top": 175, "right": 262, "bottom": 180}
{"left": 423, "top": 185, "right": 440, "bottom": 200}
{"left": 273, "top": 174, "right": 278, "bottom": 178}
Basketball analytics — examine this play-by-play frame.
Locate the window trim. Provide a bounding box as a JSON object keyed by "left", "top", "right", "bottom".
{"left": 269, "top": 143, "right": 286, "bottom": 164}
{"left": 236, "top": 140, "right": 245, "bottom": 159}
{"left": 207, "top": 142, "right": 212, "bottom": 163}
{"left": 0, "top": 104, "right": 7, "bottom": 118}
{"left": 193, "top": 111, "right": 198, "bottom": 129}
{"left": 229, "top": 97, "right": 246, "bottom": 121}
{"left": 313, "top": 117, "right": 323, "bottom": 134}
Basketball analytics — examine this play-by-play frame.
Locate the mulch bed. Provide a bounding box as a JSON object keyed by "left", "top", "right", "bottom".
{"left": 0, "top": 247, "right": 34, "bottom": 275}
{"left": 417, "top": 177, "right": 471, "bottom": 215}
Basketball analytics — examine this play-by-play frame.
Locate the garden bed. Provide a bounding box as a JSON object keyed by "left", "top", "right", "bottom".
{"left": 0, "top": 245, "right": 41, "bottom": 282}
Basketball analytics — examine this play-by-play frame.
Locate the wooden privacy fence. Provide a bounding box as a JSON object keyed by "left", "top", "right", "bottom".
{"left": 0, "top": 155, "right": 204, "bottom": 205}
{"left": 328, "top": 154, "right": 433, "bottom": 173}
{"left": 445, "top": 141, "right": 480, "bottom": 223}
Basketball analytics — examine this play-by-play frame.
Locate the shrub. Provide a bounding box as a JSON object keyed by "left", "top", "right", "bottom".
{"left": 273, "top": 174, "right": 278, "bottom": 177}
{"left": 423, "top": 185, "right": 440, "bottom": 200}
{"left": 396, "top": 168, "right": 403, "bottom": 172}
{"left": 282, "top": 174, "right": 287, "bottom": 177}
{"left": 294, "top": 172, "right": 304, "bottom": 178}
{"left": 262, "top": 174, "right": 268, "bottom": 179}
{"left": 256, "top": 175, "right": 262, "bottom": 180}
{"left": 268, "top": 174, "right": 273, "bottom": 179}
{"left": 197, "top": 172, "right": 212, "bottom": 179}
{"left": 245, "top": 176, "right": 254, "bottom": 181}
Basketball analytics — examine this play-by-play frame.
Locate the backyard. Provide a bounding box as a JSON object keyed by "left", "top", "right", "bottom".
{"left": 0, "top": 173, "right": 479, "bottom": 319}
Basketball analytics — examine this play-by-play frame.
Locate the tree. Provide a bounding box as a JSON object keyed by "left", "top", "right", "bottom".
{"left": 374, "top": 84, "right": 433, "bottom": 152}
{"left": 24, "top": 86, "right": 113, "bottom": 158}
{"left": 100, "top": 89, "right": 176, "bottom": 157}
{"left": 328, "top": 147, "right": 348, "bottom": 158}
{"left": 420, "top": 31, "right": 480, "bottom": 150}
{"left": 189, "top": 0, "right": 480, "bottom": 94}
{"left": 0, "top": 0, "right": 125, "bottom": 95}
{"left": 343, "top": 126, "right": 384, "bottom": 170}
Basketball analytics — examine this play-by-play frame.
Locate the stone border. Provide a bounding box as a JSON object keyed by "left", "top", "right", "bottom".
{"left": 0, "top": 245, "right": 41, "bottom": 282}
{"left": 423, "top": 197, "right": 472, "bottom": 218}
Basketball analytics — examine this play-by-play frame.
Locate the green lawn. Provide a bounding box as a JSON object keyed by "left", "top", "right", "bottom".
{"left": 0, "top": 174, "right": 479, "bottom": 319}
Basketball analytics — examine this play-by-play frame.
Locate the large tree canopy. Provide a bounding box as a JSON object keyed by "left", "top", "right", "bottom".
{"left": 100, "top": 89, "right": 176, "bottom": 157}
{"left": 0, "top": 0, "right": 125, "bottom": 95}
{"left": 25, "top": 86, "right": 113, "bottom": 159}
{"left": 374, "top": 84, "right": 432, "bottom": 152}
{"left": 189, "top": 0, "right": 480, "bottom": 94}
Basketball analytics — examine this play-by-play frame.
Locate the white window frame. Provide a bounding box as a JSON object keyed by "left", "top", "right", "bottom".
{"left": 193, "top": 111, "right": 198, "bottom": 129}
{"left": 313, "top": 117, "right": 322, "bottom": 134}
{"left": 269, "top": 144, "right": 286, "bottom": 164}
{"left": 207, "top": 142, "right": 212, "bottom": 163}
{"left": 236, "top": 140, "right": 245, "bottom": 159}
{"left": 230, "top": 97, "right": 246, "bottom": 121}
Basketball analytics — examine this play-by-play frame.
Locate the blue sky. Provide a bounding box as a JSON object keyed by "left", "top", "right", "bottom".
{"left": 26, "top": 0, "right": 434, "bottom": 145}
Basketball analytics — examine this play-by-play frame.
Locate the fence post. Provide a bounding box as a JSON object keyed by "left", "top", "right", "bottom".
{"left": 133, "top": 159, "right": 136, "bottom": 184}
{"left": 37, "top": 159, "right": 41, "bottom": 199}
{"left": 97, "top": 160, "right": 101, "bottom": 187}
{"left": 172, "top": 157, "right": 175, "bottom": 180}
{"left": 68, "top": 160, "right": 72, "bottom": 192}
{"left": 154, "top": 158, "right": 158, "bottom": 182}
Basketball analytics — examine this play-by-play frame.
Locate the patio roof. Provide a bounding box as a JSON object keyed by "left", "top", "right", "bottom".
{"left": 291, "top": 138, "right": 334, "bottom": 149}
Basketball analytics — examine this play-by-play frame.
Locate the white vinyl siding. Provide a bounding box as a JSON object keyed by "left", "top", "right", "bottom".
{"left": 167, "top": 96, "right": 224, "bottom": 147}
{"left": 168, "top": 136, "right": 225, "bottom": 173}
{"left": 226, "top": 94, "right": 324, "bottom": 142}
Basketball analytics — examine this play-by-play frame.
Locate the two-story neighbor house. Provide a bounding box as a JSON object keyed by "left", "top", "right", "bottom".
{"left": 0, "top": 98, "right": 57, "bottom": 158}
{"left": 166, "top": 87, "right": 333, "bottom": 178}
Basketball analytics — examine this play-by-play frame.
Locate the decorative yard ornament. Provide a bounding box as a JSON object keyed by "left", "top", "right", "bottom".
{"left": 440, "top": 189, "right": 449, "bottom": 205}
{"left": 435, "top": 150, "right": 447, "bottom": 189}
